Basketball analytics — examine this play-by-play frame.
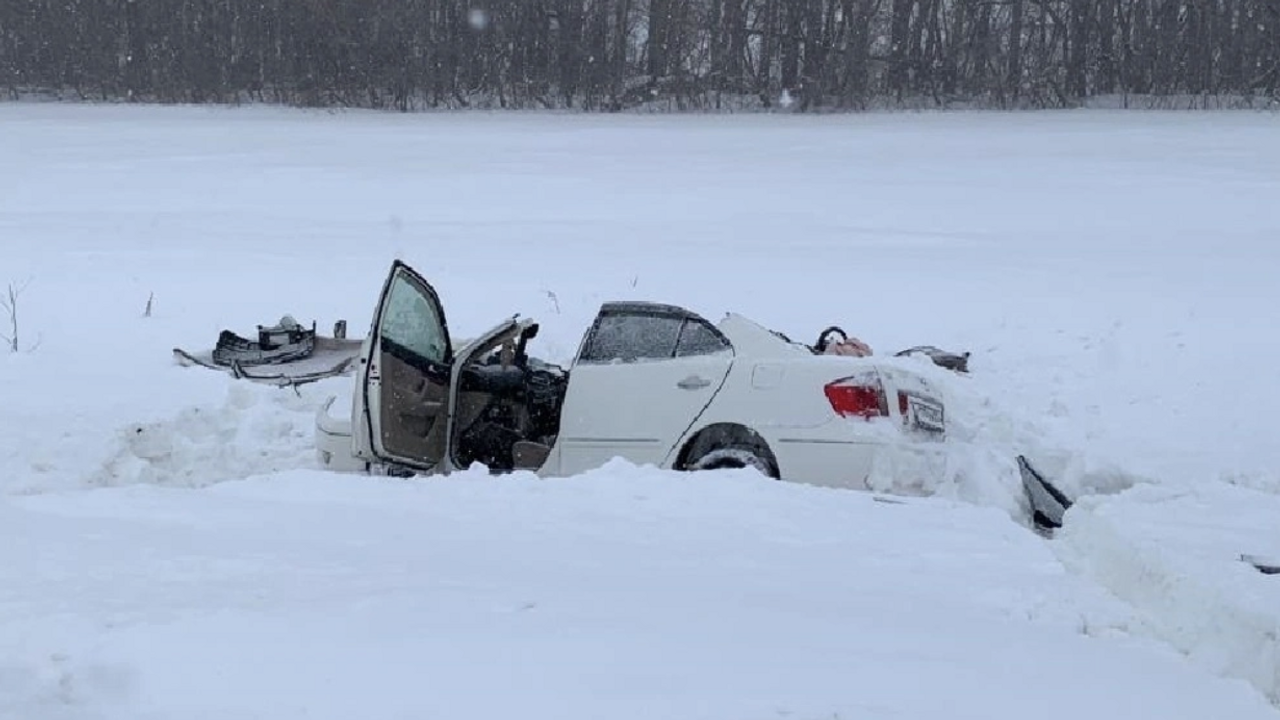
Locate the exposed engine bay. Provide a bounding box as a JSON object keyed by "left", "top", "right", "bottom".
{"left": 451, "top": 323, "right": 568, "bottom": 472}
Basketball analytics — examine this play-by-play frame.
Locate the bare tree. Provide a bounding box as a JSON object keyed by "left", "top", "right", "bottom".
{"left": 0, "top": 279, "right": 31, "bottom": 354}
{"left": 2, "top": 0, "right": 1278, "bottom": 110}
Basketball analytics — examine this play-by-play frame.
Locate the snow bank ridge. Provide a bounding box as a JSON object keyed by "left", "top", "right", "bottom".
{"left": 91, "top": 383, "right": 324, "bottom": 489}
{"left": 1057, "top": 493, "right": 1280, "bottom": 705}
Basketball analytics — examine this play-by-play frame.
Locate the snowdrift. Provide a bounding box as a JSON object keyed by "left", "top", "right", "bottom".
{"left": 1056, "top": 483, "right": 1280, "bottom": 704}
{"left": 5, "top": 467, "right": 1279, "bottom": 720}
{"left": 4, "top": 104, "right": 1280, "bottom": 716}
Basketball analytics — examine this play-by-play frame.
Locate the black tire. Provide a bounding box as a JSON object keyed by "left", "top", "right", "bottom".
{"left": 687, "top": 444, "right": 779, "bottom": 479}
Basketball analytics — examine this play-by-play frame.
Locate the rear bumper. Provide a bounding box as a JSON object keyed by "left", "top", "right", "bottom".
{"left": 764, "top": 419, "right": 948, "bottom": 492}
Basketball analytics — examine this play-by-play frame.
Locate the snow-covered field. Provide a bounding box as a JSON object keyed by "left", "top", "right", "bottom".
{"left": 1, "top": 103, "right": 1278, "bottom": 718}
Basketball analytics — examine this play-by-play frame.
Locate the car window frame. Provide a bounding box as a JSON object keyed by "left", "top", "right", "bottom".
{"left": 377, "top": 267, "right": 453, "bottom": 372}
{"left": 576, "top": 303, "right": 733, "bottom": 365}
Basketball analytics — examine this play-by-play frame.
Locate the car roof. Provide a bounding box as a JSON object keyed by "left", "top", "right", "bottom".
{"left": 598, "top": 301, "right": 697, "bottom": 318}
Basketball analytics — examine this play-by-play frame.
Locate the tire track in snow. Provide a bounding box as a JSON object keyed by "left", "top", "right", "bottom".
{"left": 1053, "top": 484, "right": 1280, "bottom": 706}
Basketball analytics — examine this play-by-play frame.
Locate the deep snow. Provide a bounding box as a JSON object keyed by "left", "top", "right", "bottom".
{"left": 1, "top": 103, "right": 1278, "bottom": 718}
{"left": 1057, "top": 481, "right": 1280, "bottom": 704}
{"left": 4, "top": 467, "right": 1277, "bottom": 720}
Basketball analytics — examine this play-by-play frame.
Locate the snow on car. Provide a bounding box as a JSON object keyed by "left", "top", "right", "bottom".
{"left": 315, "top": 260, "right": 951, "bottom": 491}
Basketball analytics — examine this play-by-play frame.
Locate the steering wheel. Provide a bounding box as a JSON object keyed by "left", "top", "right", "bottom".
{"left": 815, "top": 325, "right": 848, "bottom": 354}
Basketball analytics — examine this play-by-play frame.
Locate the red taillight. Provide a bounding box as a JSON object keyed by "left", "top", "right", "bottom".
{"left": 824, "top": 375, "right": 889, "bottom": 419}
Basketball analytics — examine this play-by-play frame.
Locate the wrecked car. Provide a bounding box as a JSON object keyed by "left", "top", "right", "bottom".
{"left": 313, "top": 260, "right": 966, "bottom": 498}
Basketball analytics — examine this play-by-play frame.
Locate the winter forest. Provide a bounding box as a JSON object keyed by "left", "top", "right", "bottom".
{"left": 2, "top": 0, "right": 1279, "bottom": 111}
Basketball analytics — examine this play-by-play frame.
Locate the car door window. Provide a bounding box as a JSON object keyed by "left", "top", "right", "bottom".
{"left": 379, "top": 271, "right": 449, "bottom": 365}
{"left": 675, "top": 319, "right": 731, "bottom": 357}
{"left": 581, "top": 313, "right": 684, "bottom": 363}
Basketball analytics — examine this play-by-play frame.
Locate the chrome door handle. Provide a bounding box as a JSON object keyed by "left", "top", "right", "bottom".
{"left": 677, "top": 375, "right": 711, "bottom": 390}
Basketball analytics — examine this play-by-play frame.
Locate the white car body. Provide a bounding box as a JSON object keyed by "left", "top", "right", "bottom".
{"left": 315, "top": 260, "right": 949, "bottom": 491}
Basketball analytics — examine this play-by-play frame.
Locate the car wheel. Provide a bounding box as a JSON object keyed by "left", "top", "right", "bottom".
{"left": 688, "top": 445, "right": 778, "bottom": 478}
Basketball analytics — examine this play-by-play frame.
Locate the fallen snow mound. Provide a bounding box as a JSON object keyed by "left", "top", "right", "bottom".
{"left": 90, "top": 382, "right": 332, "bottom": 489}
{"left": 869, "top": 353, "right": 1148, "bottom": 522}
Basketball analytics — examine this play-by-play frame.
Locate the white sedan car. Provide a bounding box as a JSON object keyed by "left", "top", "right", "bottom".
{"left": 315, "top": 260, "right": 950, "bottom": 490}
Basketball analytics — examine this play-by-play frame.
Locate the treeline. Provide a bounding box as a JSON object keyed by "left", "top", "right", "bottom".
{"left": 2, "top": 0, "right": 1278, "bottom": 111}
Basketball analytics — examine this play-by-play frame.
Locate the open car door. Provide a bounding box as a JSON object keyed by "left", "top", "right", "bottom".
{"left": 353, "top": 261, "right": 454, "bottom": 473}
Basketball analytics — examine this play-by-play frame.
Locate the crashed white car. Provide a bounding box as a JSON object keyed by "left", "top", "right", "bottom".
{"left": 315, "top": 260, "right": 951, "bottom": 489}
